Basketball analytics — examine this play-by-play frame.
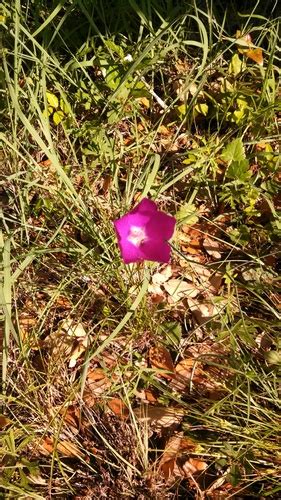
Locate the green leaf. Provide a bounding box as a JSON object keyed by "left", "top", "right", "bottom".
{"left": 221, "top": 138, "right": 245, "bottom": 164}
{"left": 266, "top": 351, "right": 281, "bottom": 365}
{"left": 53, "top": 110, "right": 65, "bottom": 125}
{"left": 160, "top": 321, "right": 182, "bottom": 347}
{"left": 228, "top": 225, "right": 250, "bottom": 246}
{"left": 226, "top": 159, "right": 250, "bottom": 181}
{"left": 232, "top": 109, "right": 245, "bottom": 124}
{"left": 227, "top": 464, "right": 242, "bottom": 487}
{"left": 176, "top": 202, "right": 199, "bottom": 225}
{"left": 46, "top": 91, "right": 59, "bottom": 109}
{"left": 104, "top": 40, "right": 124, "bottom": 59}
{"left": 183, "top": 153, "right": 197, "bottom": 166}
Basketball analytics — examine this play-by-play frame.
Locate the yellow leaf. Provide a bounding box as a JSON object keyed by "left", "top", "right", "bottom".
{"left": 46, "top": 91, "right": 59, "bottom": 108}
{"left": 53, "top": 110, "right": 65, "bottom": 125}
{"left": 137, "top": 97, "right": 150, "bottom": 108}
{"left": 194, "top": 103, "right": 208, "bottom": 116}
{"left": 229, "top": 53, "right": 245, "bottom": 75}
{"left": 177, "top": 104, "right": 187, "bottom": 117}
{"left": 60, "top": 98, "right": 71, "bottom": 114}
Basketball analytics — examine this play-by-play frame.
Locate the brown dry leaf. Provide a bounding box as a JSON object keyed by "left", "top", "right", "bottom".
{"left": 158, "top": 125, "right": 171, "bottom": 136}
{"left": 101, "top": 174, "right": 112, "bottom": 194}
{"left": 39, "top": 159, "right": 52, "bottom": 168}
{"left": 149, "top": 346, "right": 175, "bottom": 379}
{"left": 55, "top": 295, "right": 72, "bottom": 309}
{"left": 236, "top": 32, "right": 263, "bottom": 66}
{"left": 150, "top": 292, "right": 166, "bottom": 304}
{"left": 18, "top": 313, "right": 39, "bottom": 346}
{"left": 107, "top": 398, "right": 129, "bottom": 419}
{"left": 60, "top": 405, "right": 81, "bottom": 433}
{"left": 164, "top": 278, "right": 199, "bottom": 303}
{"left": 182, "top": 457, "right": 208, "bottom": 476}
{"left": 178, "top": 226, "right": 205, "bottom": 256}
{"left": 208, "top": 273, "right": 223, "bottom": 295}
{"left": 244, "top": 48, "right": 263, "bottom": 65}
{"left": 137, "top": 97, "right": 150, "bottom": 108}
{"left": 172, "top": 358, "right": 205, "bottom": 391}
{"left": 160, "top": 435, "right": 182, "bottom": 480}
{"left": 39, "top": 437, "right": 55, "bottom": 455}
{"left": 134, "top": 405, "right": 184, "bottom": 430}
{"left": 148, "top": 282, "right": 163, "bottom": 296}
{"left": 188, "top": 298, "right": 220, "bottom": 324}
{"left": 0, "top": 415, "right": 12, "bottom": 428}
{"left": 60, "top": 319, "right": 87, "bottom": 338}
{"left": 203, "top": 237, "right": 221, "bottom": 259}
{"left": 159, "top": 435, "right": 198, "bottom": 480}
{"left": 83, "top": 368, "right": 111, "bottom": 407}
{"left": 56, "top": 440, "right": 84, "bottom": 458}
{"left": 152, "top": 265, "right": 173, "bottom": 285}
{"left": 40, "top": 436, "right": 84, "bottom": 458}
{"left": 44, "top": 319, "right": 88, "bottom": 367}
{"left": 135, "top": 389, "right": 158, "bottom": 403}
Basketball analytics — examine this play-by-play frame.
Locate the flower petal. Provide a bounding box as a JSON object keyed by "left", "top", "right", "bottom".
{"left": 114, "top": 212, "right": 150, "bottom": 264}
{"left": 146, "top": 211, "right": 176, "bottom": 241}
{"left": 132, "top": 198, "right": 157, "bottom": 214}
{"left": 117, "top": 238, "right": 144, "bottom": 263}
{"left": 114, "top": 212, "right": 149, "bottom": 241}
{"left": 141, "top": 239, "right": 171, "bottom": 263}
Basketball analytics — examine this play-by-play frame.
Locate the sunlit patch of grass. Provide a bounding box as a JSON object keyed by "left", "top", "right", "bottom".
{"left": 0, "top": 0, "right": 280, "bottom": 497}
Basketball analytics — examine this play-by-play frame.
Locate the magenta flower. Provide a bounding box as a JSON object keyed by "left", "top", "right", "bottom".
{"left": 114, "top": 198, "right": 176, "bottom": 264}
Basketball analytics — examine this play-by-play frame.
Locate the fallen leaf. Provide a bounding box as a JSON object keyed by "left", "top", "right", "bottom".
{"left": 39, "top": 437, "right": 55, "bottom": 455}
{"left": 148, "top": 283, "right": 163, "bottom": 296}
{"left": 39, "top": 159, "right": 52, "bottom": 168}
{"left": 243, "top": 48, "right": 263, "bottom": 65}
{"left": 172, "top": 358, "right": 205, "bottom": 391}
{"left": 164, "top": 279, "right": 199, "bottom": 303}
{"left": 159, "top": 435, "right": 199, "bottom": 480}
{"left": 158, "top": 125, "right": 171, "bottom": 136}
{"left": 60, "top": 405, "right": 81, "bottom": 433}
{"left": 135, "top": 389, "right": 158, "bottom": 403}
{"left": 235, "top": 31, "right": 263, "bottom": 66}
{"left": 44, "top": 319, "right": 88, "bottom": 367}
{"left": 83, "top": 368, "right": 111, "bottom": 406}
{"left": 60, "top": 319, "right": 87, "bottom": 338}
{"left": 134, "top": 405, "right": 184, "bottom": 430}
{"left": 107, "top": 398, "right": 129, "bottom": 418}
{"left": 188, "top": 298, "right": 220, "bottom": 324}
{"left": 39, "top": 436, "right": 84, "bottom": 458}
{"left": 55, "top": 295, "right": 72, "bottom": 309}
{"left": 203, "top": 237, "right": 221, "bottom": 259}
{"left": 152, "top": 265, "right": 173, "bottom": 285}
{"left": 160, "top": 435, "right": 182, "bottom": 480}
{"left": 182, "top": 457, "right": 208, "bottom": 475}
{"left": 149, "top": 346, "right": 175, "bottom": 379}
{"left": 102, "top": 174, "right": 112, "bottom": 194}
{"left": 56, "top": 440, "right": 84, "bottom": 458}
{"left": 18, "top": 313, "right": 39, "bottom": 346}
{"left": 137, "top": 97, "right": 150, "bottom": 108}
{"left": 0, "top": 415, "right": 12, "bottom": 428}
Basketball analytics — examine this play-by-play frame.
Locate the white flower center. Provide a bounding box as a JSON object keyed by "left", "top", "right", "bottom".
{"left": 127, "top": 226, "right": 147, "bottom": 247}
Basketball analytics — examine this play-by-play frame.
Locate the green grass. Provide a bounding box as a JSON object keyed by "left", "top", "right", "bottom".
{"left": 0, "top": 0, "right": 280, "bottom": 498}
